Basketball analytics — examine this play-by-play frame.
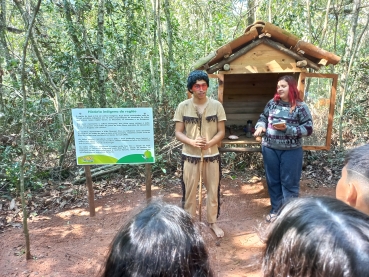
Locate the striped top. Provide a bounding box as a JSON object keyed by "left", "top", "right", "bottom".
{"left": 255, "top": 99, "right": 313, "bottom": 150}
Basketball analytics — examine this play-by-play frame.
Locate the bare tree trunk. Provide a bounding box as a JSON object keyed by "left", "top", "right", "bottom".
{"left": 97, "top": 0, "right": 106, "bottom": 107}
{"left": 143, "top": 1, "right": 157, "bottom": 97}
{"left": 268, "top": 0, "right": 272, "bottom": 22}
{"left": 253, "top": 0, "right": 258, "bottom": 21}
{"left": 154, "top": 0, "right": 165, "bottom": 102}
{"left": 0, "top": 0, "right": 19, "bottom": 87}
{"left": 333, "top": 8, "right": 338, "bottom": 53}
{"left": 0, "top": 64, "right": 3, "bottom": 114}
{"left": 338, "top": 0, "right": 361, "bottom": 149}
{"left": 19, "top": 0, "right": 42, "bottom": 261}
{"left": 306, "top": 0, "right": 311, "bottom": 43}
{"left": 62, "top": 0, "right": 93, "bottom": 106}
{"left": 319, "top": 0, "right": 332, "bottom": 47}
{"left": 14, "top": 0, "right": 68, "bottom": 166}
{"left": 247, "top": 0, "right": 254, "bottom": 26}
{"left": 0, "top": 0, "right": 4, "bottom": 113}
{"left": 163, "top": 0, "right": 173, "bottom": 78}
{"left": 345, "top": 14, "right": 369, "bottom": 100}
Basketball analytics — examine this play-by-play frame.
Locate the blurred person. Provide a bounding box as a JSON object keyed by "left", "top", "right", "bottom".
{"left": 101, "top": 200, "right": 213, "bottom": 277}
{"left": 254, "top": 75, "right": 313, "bottom": 222}
{"left": 173, "top": 70, "right": 226, "bottom": 237}
{"left": 336, "top": 144, "right": 369, "bottom": 215}
{"left": 262, "top": 196, "right": 369, "bottom": 277}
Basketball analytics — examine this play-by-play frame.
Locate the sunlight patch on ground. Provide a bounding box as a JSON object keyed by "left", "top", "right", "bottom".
{"left": 168, "top": 193, "right": 182, "bottom": 198}
{"left": 222, "top": 190, "right": 237, "bottom": 196}
{"left": 28, "top": 215, "right": 52, "bottom": 222}
{"left": 140, "top": 185, "right": 160, "bottom": 191}
{"left": 240, "top": 184, "right": 265, "bottom": 194}
{"left": 56, "top": 208, "right": 92, "bottom": 219}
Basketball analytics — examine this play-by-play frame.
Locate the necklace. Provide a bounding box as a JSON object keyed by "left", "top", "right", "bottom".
{"left": 192, "top": 97, "right": 209, "bottom": 115}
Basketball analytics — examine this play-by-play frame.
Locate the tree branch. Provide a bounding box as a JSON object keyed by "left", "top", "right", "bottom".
{"left": 19, "top": 0, "right": 42, "bottom": 261}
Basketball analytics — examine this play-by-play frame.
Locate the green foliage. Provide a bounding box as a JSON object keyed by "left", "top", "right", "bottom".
{"left": 0, "top": 146, "right": 43, "bottom": 194}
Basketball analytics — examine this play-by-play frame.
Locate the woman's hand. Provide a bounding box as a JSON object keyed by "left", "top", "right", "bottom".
{"left": 254, "top": 126, "right": 266, "bottom": 137}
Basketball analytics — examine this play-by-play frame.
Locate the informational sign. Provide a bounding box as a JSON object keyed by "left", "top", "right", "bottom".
{"left": 72, "top": 108, "right": 155, "bottom": 165}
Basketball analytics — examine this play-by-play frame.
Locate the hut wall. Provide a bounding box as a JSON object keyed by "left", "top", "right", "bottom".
{"left": 223, "top": 44, "right": 305, "bottom": 74}
{"left": 222, "top": 73, "right": 300, "bottom": 130}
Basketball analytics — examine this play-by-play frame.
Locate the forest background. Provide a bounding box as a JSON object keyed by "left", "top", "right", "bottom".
{"left": 0, "top": 0, "right": 369, "bottom": 223}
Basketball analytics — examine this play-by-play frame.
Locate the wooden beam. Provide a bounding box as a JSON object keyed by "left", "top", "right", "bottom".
{"left": 84, "top": 166, "right": 96, "bottom": 216}
{"left": 294, "top": 41, "right": 341, "bottom": 65}
{"left": 207, "top": 39, "right": 263, "bottom": 74}
{"left": 191, "top": 51, "right": 216, "bottom": 70}
{"left": 261, "top": 22, "right": 300, "bottom": 47}
{"left": 141, "top": 101, "right": 152, "bottom": 201}
{"left": 261, "top": 38, "right": 321, "bottom": 71}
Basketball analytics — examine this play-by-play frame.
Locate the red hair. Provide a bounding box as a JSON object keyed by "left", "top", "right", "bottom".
{"left": 273, "top": 75, "right": 302, "bottom": 112}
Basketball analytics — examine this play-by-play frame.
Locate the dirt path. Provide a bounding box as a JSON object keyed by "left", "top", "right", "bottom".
{"left": 0, "top": 174, "right": 335, "bottom": 277}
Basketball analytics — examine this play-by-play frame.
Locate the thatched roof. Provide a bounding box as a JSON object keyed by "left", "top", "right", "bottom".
{"left": 194, "top": 20, "right": 340, "bottom": 73}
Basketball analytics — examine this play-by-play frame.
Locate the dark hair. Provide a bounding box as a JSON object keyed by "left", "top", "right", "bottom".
{"left": 187, "top": 70, "right": 209, "bottom": 93}
{"left": 345, "top": 144, "right": 369, "bottom": 180}
{"left": 101, "top": 200, "right": 213, "bottom": 277}
{"left": 263, "top": 196, "right": 369, "bottom": 277}
{"left": 274, "top": 75, "right": 302, "bottom": 111}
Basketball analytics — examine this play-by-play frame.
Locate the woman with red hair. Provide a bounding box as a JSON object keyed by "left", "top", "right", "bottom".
{"left": 254, "top": 75, "right": 313, "bottom": 223}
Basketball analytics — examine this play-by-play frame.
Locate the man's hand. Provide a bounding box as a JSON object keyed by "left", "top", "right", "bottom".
{"left": 201, "top": 140, "right": 210, "bottom": 150}
{"left": 193, "top": 136, "right": 206, "bottom": 149}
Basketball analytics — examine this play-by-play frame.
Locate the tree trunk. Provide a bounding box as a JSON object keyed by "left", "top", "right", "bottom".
{"left": 0, "top": 63, "right": 3, "bottom": 115}
{"left": 62, "top": 0, "right": 93, "bottom": 106}
{"left": 0, "top": 0, "right": 4, "bottom": 113}
{"left": 0, "top": 0, "right": 19, "bottom": 88}
{"left": 97, "top": 0, "right": 106, "bottom": 108}
{"left": 247, "top": 0, "right": 254, "bottom": 26}
{"left": 338, "top": 0, "right": 361, "bottom": 149}
{"left": 319, "top": 0, "right": 332, "bottom": 48}
{"left": 345, "top": 14, "right": 369, "bottom": 100}
{"left": 306, "top": 0, "right": 312, "bottom": 43}
{"left": 14, "top": 1, "right": 68, "bottom": 166}
{"left": 154, "top": 0, "right": 165, "bottom": 102}
{"left": 19, "top": 0, "right": 42, "bottom": 261}
{"left": 143, "top": 0, "right": 157, "bottom": 97}
{"left": 163, "top": 0, "right": 173, "bottom": 78}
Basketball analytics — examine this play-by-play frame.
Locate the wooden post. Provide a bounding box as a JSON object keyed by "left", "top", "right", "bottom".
{"left": 141, "top": 101, "right": 152, "bottom": 201}
{"left": 84, "top": 165, "right": 96, "bottom": 216}
{"left": 145, "top": 163, "right": 152, "bottom": 201}
{"left": 77, "top": 102, "right": 96, "bottom": 216}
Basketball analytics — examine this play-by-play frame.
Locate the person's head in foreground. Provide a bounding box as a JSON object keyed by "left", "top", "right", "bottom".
{"left": 336, "top": 144, "right": 369, "bottom": 215}
{"left": 101, "top": 200, "right": 213, "bottom": 277}
{"left": 263, "top": 196, "right": 369, "bottom": 277}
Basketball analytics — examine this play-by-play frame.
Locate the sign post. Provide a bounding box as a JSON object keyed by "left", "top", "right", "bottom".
{"left": 141, "top": 101, "right": 152, "bottom": 201}
{"left": 77, "top": 103, "right": 95, "bottom": 216}
{"left": 72, "top": 106, "right": 155, "bottom": 213}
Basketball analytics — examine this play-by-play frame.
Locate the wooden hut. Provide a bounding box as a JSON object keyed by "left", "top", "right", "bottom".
{"left": 193, "top": 21, "right": 340, "bottom": 152}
